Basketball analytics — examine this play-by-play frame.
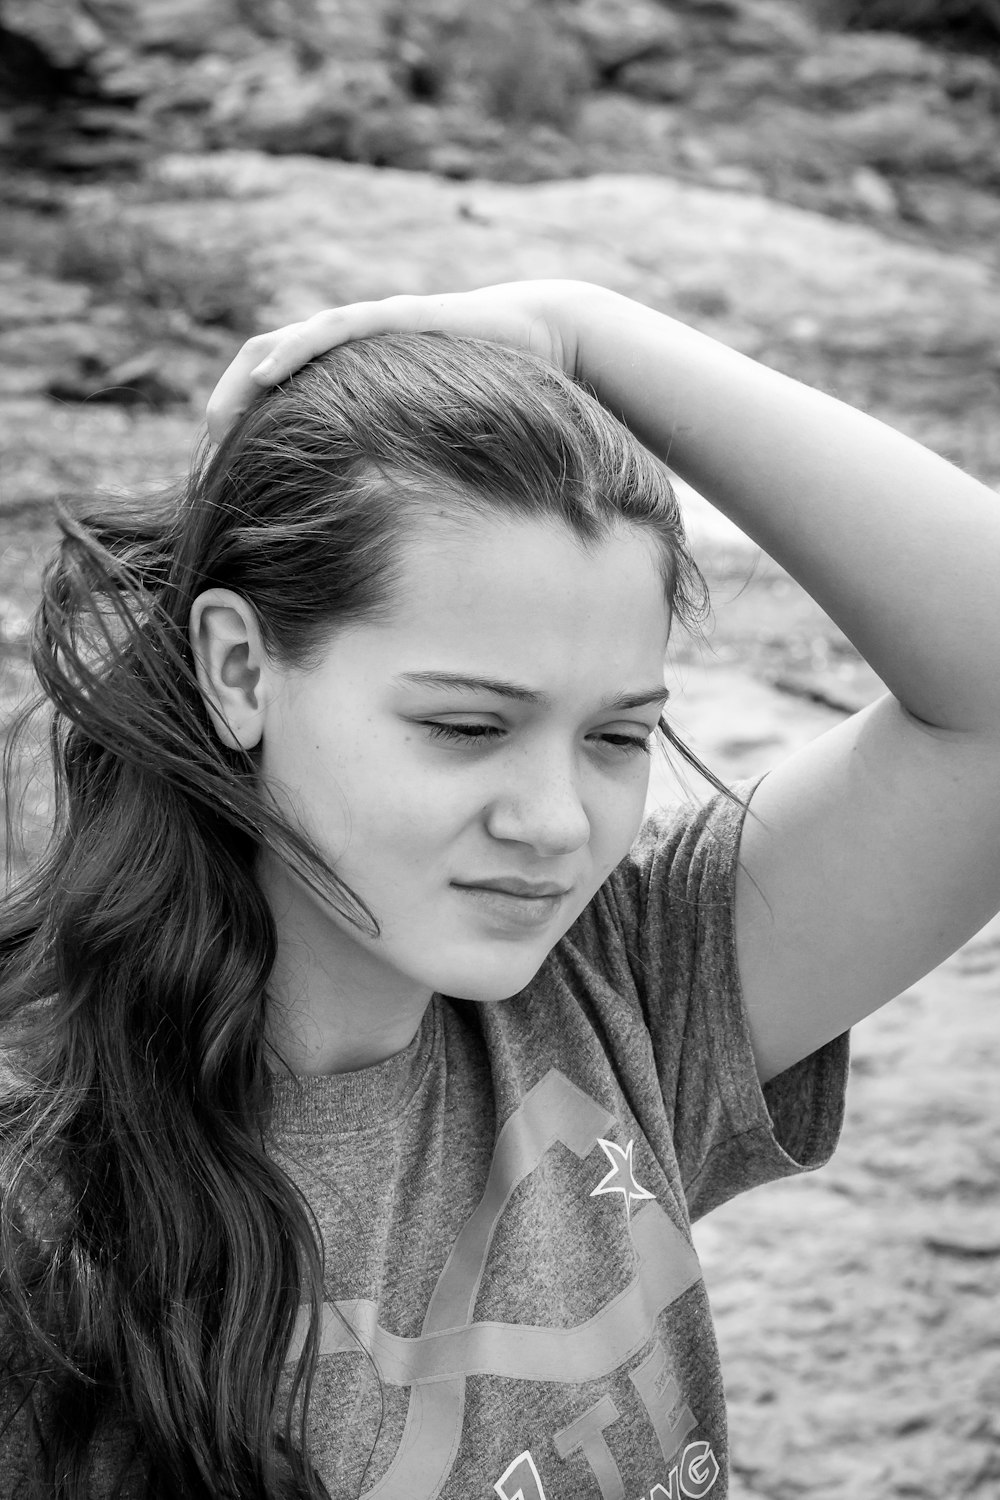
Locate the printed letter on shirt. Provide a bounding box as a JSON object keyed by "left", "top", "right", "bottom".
{"left": 288, "top": 1070, "right": 708, "bottom": 1499}
{"left": 553, "top": 1394, "right": 625, "bottom": 1500}
{"left": 629, "top": 1341, "right": 697, "bottom": 1465}
{"left": 495, "top": 1450, "right": 548, "bottom": 1500}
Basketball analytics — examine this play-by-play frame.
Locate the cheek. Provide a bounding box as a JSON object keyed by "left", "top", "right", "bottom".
{"left": 258, "top": 713, "right": 365, "bottom": 855}
{"left": 292, "top": 731, "right": 468, "bottom": 870}
{"left": 586, "top": 766, "right": 651, "bottom": 872}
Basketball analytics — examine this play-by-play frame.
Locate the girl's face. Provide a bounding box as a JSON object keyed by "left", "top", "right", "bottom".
{"left": 258, "top": 510, "right": 673, "bottom": 1014}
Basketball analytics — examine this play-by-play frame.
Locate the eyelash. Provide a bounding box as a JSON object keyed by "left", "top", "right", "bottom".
{"left": 422, "top": 722, "right": 653, "bottom": 756}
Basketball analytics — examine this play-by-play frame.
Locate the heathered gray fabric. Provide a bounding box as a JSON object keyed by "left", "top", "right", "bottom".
{"left": 0, "top": 784, "right": 849, "bottom": 1498}
{"left": 265, "top": 783, "right": 849, "bottom": 1498}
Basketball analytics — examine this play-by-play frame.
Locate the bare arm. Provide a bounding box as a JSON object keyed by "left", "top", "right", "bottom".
{"left": 568, "top": 288, "right": 1000, "bottom": 1077}
{"left": 208, "top": 281, "right": 1000, "bottom": 1081}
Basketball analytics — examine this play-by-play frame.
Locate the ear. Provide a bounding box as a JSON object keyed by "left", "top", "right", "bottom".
{"left": 189, "top": 588, "right": 273, "bottom": 750}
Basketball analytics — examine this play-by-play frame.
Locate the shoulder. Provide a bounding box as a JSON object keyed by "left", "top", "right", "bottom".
{"left": 627, "top": 781, "right": 756, "bottom": 883}
{"left": 573, "top": 781, "right": 758, "bottom": 958}
{"left": 521, "top": 783, "right": 761, "bottom": 1064}
{"left": 517, "top": 785, "right": 755, "bottom": 1042}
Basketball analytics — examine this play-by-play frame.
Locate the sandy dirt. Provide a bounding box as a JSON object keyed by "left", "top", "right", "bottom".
{"left": 1, "top": 156, "right": 998, "bottom": 1497}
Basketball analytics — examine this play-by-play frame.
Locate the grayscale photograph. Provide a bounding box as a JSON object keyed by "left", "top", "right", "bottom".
{"left": 1, "top": 2, "right": 998, "bottom": 1497}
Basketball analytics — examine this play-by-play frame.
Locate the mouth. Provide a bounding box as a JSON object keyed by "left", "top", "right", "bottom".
{"left": 451, "top": 878, "right": 572, "bottom": 931}
{"left": 455, "top": 877, "right": 572, "bottom": 899}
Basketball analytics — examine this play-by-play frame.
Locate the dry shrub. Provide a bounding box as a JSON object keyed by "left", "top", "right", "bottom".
{"left": 474, "top": 8, "right": 591, "bottom": 129}
{"left": 50, "top": 212, "right": 266, "bottom": 333}
{"left": 418, "top": 0, "right": 592, "bottom": 131}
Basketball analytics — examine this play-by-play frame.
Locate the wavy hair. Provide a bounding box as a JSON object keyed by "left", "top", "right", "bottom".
{"left": 0, "top": 333, "right": 719, "bottom": 1497}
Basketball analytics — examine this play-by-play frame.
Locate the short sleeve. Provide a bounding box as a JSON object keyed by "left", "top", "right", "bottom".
{"left": 599, "top": 780, "right": 850, "bottom": 1221}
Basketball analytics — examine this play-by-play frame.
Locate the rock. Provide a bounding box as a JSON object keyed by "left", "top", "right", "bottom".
{"left": 794, "top": 32, "right": 945, "bottom": 107}
{"left": 350, "top": 102, "right": 445, "bottom": 171}
{"left": 617, "top": 55, "right": 698, "bottom": 102}
{"left": 1, "top": 0, "right": 105, "bottom": 70}
{"left": 706, "top": 163, "right": 763, "bottom": 192}
{"left": 836, "top": 98, "right": 987, "bottom": 178}
{"left": 45, "top": 349, "right": 189, "bottom": 409}
{"left": 941, "top": 50, "right": 1000, "bottom": 105}
{"left": 207, "top": 50, "right": 398, "bottom": 156}
{"left": 849, "top": 164, "right": 898, "bottom": 217}
{"left": 1, "top": 0, "right": 999, "bottom": 265}
{"left": 125, "top": 0, "right": 244, "bottom": 57}
{"left": 72, "top": 105, "right": 150, "bottom": 139}
{"left": 92, "top": 54, "right": 177, "bottom": 106}
{"left": 0, "top": 295, "right": 144, "bottom": 397}
{"left": 567, "top": 0, "right": 687, "bottom": 75}
{"left": 426, "top": 141, "right": 479, "bottom": 180}
{"left": 714, "top": 0, "right": 816, "bottom": 53}
{"left": 42, "top": 133, "right": 153, "bottom": 173}
{"left": 895, "top": 176, "right": 1000, "bottom": 245}
{"left": 0, "top": 265, "right": 91, "bottom": 329}
{"left": 698, "top": 55, "right": 796, "bottom": 112}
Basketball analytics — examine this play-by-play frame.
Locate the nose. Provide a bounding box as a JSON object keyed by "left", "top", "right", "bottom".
{"left": 484, "top": 748, "right": 591, "bottom": 857}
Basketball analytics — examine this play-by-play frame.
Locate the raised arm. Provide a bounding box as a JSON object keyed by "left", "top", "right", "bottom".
{"left": 577, "top": 290, "right": 1000, "bottom": 1077}
{"left": 208, "top": 281, "right": 1000, "bottom": 1081}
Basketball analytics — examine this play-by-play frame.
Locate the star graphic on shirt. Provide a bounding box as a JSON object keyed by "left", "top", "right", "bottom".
{"left": 590, "top": 1136, "right": 655, "bottom": 1220}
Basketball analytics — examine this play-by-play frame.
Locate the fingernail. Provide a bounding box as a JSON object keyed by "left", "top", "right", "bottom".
{"left": 250, "top": 357, "right": 277, "bottom": 381}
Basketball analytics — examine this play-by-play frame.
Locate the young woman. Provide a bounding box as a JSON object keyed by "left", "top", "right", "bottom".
{"left": 2, "top": 279, "right": 999, "bottom": 1499}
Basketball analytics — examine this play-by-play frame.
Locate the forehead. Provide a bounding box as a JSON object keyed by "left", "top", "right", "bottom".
{"left": 359, "top": 510, "right": 673, "bottom": 692}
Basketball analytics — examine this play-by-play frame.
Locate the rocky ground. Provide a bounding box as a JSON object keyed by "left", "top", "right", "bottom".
{"left": 6, "top": 0, "right": 1000, "bottom": 263}
{"left": 1, "top": 148, "right": 999, "bottom": 1496}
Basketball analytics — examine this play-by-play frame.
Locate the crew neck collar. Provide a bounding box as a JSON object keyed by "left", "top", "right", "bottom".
{"left": 267, "top": 996, "right": 440, "bottom": 1135}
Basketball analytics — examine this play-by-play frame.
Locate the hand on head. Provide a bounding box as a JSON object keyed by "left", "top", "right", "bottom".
{"left": 205, "top": 281, "right": 591, "bottom": 443}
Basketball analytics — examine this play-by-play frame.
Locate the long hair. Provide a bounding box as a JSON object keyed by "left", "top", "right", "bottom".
{"left": 0, "top": 333, "right": 717, "bottom": 1497}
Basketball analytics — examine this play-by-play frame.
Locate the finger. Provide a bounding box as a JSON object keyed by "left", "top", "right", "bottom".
{"left": 206, "top": 299, "right": 430, "bottom": 444}
{"left": 206, "top": 287, "right": 533, "bottom": 443}
{"left": 205, "top": 325, "right": 306, "bottom": 444}
{"left": 246, "top": 297, "right": 436, "bottom": 383}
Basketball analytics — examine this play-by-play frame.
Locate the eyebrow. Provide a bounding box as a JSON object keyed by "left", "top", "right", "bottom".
{"left": 396, "top": 671, "right": 670, "bottom": 712}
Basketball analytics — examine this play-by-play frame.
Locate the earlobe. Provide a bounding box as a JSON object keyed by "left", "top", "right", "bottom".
{"left": 189, "top": 588, "right": 270, "bottom": 750}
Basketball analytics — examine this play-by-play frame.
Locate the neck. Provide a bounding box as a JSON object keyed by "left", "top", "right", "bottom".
{"left": 266, "top": 998, "right": 430, "bottom": 1076}
{"left": 260, "top": 859, "right": 432, "bottom": 1076}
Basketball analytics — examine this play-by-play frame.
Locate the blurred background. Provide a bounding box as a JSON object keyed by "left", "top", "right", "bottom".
{"left": 2, "top": 2, "right": 999, "bottom": 1495}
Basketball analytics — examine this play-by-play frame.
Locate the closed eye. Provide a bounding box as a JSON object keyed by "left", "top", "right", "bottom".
{"left": 422, "top": 721, "right": 503, "bottom": 744}
{"left": 420, "top": 722, "right": 653, "bottom": 754}
{"left": 593, "top": 732, "right": 652, "bottom": 757}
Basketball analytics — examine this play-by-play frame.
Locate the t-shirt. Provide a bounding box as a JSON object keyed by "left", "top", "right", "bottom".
{"left": 1, "top": 786, "right": 849, "bottom": 1499}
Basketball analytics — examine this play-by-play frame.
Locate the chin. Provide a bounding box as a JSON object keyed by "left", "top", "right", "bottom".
{"left": 434, "top": 953, "right": 552, "bottom": 1005}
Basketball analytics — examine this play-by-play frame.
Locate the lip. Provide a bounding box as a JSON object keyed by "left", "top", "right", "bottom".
{"left": 451, "top": 878, "right": 572, "bottom": 933}
{"left": 453, "top": 877, "right": 572, "bottom": 898}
